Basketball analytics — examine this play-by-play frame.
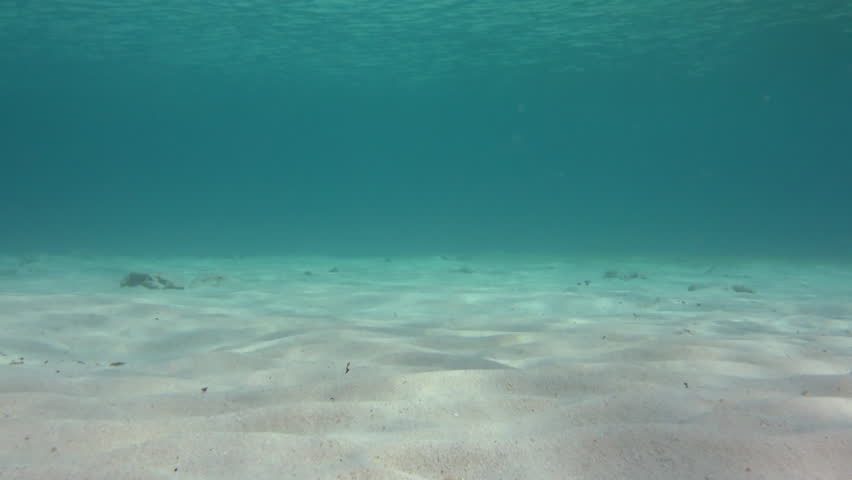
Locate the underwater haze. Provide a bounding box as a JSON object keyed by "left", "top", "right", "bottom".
{"left": 2, "top": 0, "right": 852, "bottom": 257}
{"left": 4, "top": 3, "right": 852, "bottom": 479}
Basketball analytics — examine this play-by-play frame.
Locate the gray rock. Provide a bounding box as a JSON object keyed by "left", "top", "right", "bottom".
{"left": 120, "top": 272, "right": 184, "bottom": 290}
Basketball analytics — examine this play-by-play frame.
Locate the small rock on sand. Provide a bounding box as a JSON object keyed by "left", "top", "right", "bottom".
{"left": 120, "top": 272, "right": 184, "bottom": 290}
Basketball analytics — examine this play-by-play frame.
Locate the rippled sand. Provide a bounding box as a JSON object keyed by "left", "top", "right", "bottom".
{"left": 1, "top": 254, "right": 850, "bottom": 479}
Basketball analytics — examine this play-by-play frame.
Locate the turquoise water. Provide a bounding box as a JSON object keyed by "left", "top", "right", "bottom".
{"left": 2, "top": 1, "right": 851, "bottom": 258}
{"left": 2, "top": 5, "right": 852, "bottom": 478}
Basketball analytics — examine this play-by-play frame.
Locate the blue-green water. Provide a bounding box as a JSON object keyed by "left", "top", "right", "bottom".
{"left": 2, "top": 1, "right": 851, "bottom": 258}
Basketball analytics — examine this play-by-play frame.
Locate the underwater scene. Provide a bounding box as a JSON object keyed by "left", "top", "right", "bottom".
{"left": 1, "top": 1, "right": 851, "bottom": 478}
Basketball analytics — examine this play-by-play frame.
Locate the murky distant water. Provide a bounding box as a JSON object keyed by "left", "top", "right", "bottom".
{"left": 2, "top": 1, "right": 851, "bottom": 257}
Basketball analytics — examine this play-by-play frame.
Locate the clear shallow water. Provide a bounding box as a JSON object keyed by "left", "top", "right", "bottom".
{"left": 2, "top": 1, "right": 851, "bottom": 258}
{"left": 2, "top": 5, "right": 852, "bottom": 477}
{"left": 1, "top": 1, "right": 847, "bottom": 80}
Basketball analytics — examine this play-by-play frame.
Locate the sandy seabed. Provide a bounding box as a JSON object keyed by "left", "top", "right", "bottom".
{"left": 0, "top": 253, "right": 850, "bottom": 480}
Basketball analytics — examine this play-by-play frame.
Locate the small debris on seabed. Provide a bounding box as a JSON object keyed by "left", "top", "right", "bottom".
{"left": 603, "top": 270, "right": 647, "bottom": 280}
{"left": 731, "top": 285, "right": 755, "bottom": 294}
{"left": 189, "top": 274, "right": 225, "bottom": 287}
{"left": 120, "top": 272, "right": 184, "bottom": 290}
{"left": 109, "top": 362, "right": 125, "bottom": 367}
{"left": 201, "top": 387, "right": 208, "bottom": 393}
{"left": 345, "top": 361, "right": 351, "bottom": 374}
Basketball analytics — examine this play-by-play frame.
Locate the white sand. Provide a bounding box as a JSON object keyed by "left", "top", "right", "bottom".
{"left": 1, "top": 253, "right": 850, "bottom": 479}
